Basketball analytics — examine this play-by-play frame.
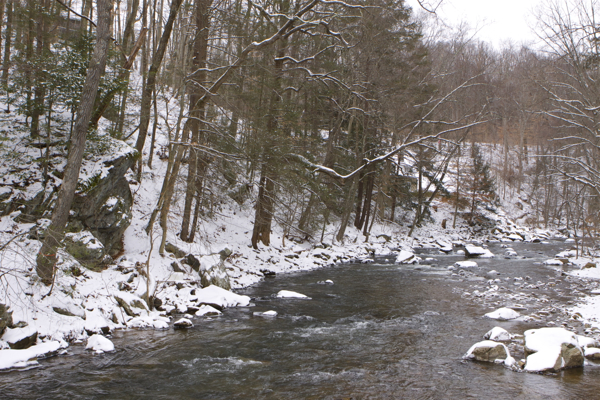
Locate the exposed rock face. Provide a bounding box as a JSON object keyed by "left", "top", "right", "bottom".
{"left": 3, "top": 326, "right": 38, "bottom": 349}
{"left": 70, "top": 150, "right": 136, "bottom": 257}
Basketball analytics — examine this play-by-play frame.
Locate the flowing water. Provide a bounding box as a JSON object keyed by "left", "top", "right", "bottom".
{"left": 2, "top": 241, "right": 600, "bottom": 399}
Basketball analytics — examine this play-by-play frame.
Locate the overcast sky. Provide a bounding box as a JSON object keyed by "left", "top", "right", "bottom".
{"left": 406, "top": 0, "right": 546, "bottom": 48}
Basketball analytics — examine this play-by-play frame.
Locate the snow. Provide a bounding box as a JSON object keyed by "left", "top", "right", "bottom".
{"left": 544, "top": 259, "right": 564, "bottom": 266}
{"left": 484, "top": 307, "right": 520, "bottom": 320}
{"left": 2, "top": 326, "right": 37, "bottom": 345}
{"left": 276, "top": 290, "right": 310, "bottom": 299}
{"left": 0, "top": 341, "right": 62, "bottom": 370}
{"left": 86, "top": 335, "right": 115, "bottom": 353}
{"left": 464, "top": 245, "right": 495, "bottom": 258}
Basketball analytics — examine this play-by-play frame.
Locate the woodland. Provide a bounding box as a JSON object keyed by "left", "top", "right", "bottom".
{"left": 0, "top": 0, "right": 599, "bottom": 287}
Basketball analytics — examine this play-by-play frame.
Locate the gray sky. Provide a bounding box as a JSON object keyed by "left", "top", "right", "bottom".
{"left": 406, "top": 0, "right": 545, "bottom": 48}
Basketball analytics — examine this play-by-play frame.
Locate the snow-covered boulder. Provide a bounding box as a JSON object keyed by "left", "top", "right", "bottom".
{"left": 86, "top": 335, "right": 114, "bottom": 353}
{"left": 543, "top": 259, "right": 565, "bottom": 266}
{"left": 0, "top": 341, "right": 62, "bottom": 370}
{"left": 84, "top": 309, "right": 112, "bottom": 334}
{"left": 199, "top": 248, "right": 232, "bottom": 290}
{"left": 484, "top": 307, "right": 520, "bottom": 321}
{"left": 464, "top": 245, "right": 494, "bottom": 258}
{"left": 63, "top": 231, "right": 111, "bottom": 271}
{"left": 2, "top": 326, "right": 38, "bottom": 349}
{"left": 195, "top": 305, "right": 222, "bottom": 316}
{"left": 455, "top": 261, "right": 478, "bottom": 268}
{"left": 484, "top": 327, "right": 512, "bottom": 341}
{"left": 0, "top": 304, "right": 12, "bottom": 336}
{"left": 395, "top": 250, "right": 419, "bottom": 264}
{"left": 254, "top": 310, "right": 278, "bottom": 318}
{"left": 524, "top": 327, "right": 584, "bottom": 372}
{"left": 463, "top": 340, "right": 510, "bottom": 363}
{"left": 173, "top": 318, "right": 193, "bottom": 329}
{"left": 584, "top": 347, "right": 600, "bottom": 360}
{"left": 114, "top": 292, "right": 149, "bottom": 317}
{"left": 195, "top": 285, "right": 250, "bottom": 307}
{"left": 276, "top": 290, "right": 310, "bottom": 299}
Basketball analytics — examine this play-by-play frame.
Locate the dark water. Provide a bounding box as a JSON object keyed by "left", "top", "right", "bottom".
{"left": 2, "top": 241, "right": 600, "bottom": 399}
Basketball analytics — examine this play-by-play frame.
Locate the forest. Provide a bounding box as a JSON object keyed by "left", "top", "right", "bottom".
{"left": 0, "top": 0, "right": 595, "bottom": 283}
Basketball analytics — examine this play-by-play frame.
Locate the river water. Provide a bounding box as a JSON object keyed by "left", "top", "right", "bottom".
{"left": 2, "top": 241, "right": 600, "bottom": 399}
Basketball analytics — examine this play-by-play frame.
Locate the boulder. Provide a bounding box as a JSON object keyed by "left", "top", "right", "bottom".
{"left": 2, "top": 326, "right": 38, "bottom": 349}
{"left": 114, "top": 293, "right": 148, "bottom": 317}
{"left": 173, "top": 318, "right": 193, "bottom": 329}
{"left": 464, "top": 245, "right": 494, "bottom": 258}
{"left": 0, "top": 304, "right": 13, "bottom": 336}
{"left": 165, "top": 242, "right": 187, "bottom": 259}
{"left": 395, "top": 250, "right": 419, "bottom": 264}
{"left": 199, "top": 251, "right": 231, "bottom": 290}
{"left": 484, "top": 327, "right": 512, "bottom": 341}
{"left": 463, "top": 340, "right": 509, "bottom": 362}
{"left": 484, "top": 307, "right": 520, "bottom": 321}
{"left": 524, "top": 327, "right": 584, "bottom": 372}
{"left": 86, "top": 334, "right": 115, "bottom": 353}
{"left": 63, "top": 231, "right": 111, "bottom": 271}
{"left": 184, "top": 254, "right": 201, "bottom": 272}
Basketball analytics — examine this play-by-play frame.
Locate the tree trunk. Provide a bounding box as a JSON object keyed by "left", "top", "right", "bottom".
{"left": 36, "top": 0, "right": 113, "bottom": 286}
{"left": 133, "top": 0, "right": 183, "bottom": 176}
{"left": 1, "top": 0, "right": 11, "bottom": 88}
{"left": 181, "top": 0, "right": 211, "bottom": 242}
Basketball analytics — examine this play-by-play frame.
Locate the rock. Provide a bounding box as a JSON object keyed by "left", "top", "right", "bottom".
{"left": 484, "top": 307, "right": 520, "bottom": 320}
{"left": 70, "top": 148, "right": 136, "bottom": 256}
{"left": 2, "top": 326, "right": 38, "bottom": 349}
{"left": 0, "top": 304, "right": 13, "bottom": 336}
{"left": 170, "top": 261, "right": 185, "bottom": 273}
{"left": 199, "top": 254, "right": 230, "bottom": 290}
{"left": 184, "top": 254, "right": 201, "bottom": 272}
{"left": 463, "top": 340, "right": 509, "bottom": 362}
{"left": 544, "top": 259, "right": 564, "bottom": 266}
{"left": 85, "top": 309, "right": 112, "bottom": 335}
{"left": 114, "top": 293, "right": 148, "bottom": 317}
{"left": 524, "top": 327, "right": 584, "bottom": 372}
{"left": 584, "top": 347, "right": 600, "bottom": 360}
{"left": 63, "top": 231, "right": 111, "bottom": 271}
{"left": 173, "top": 318, "right": 193, "bottom": 329}
{"left": 395, "top": 250, "right": 419, "bottom": 264}
{"left": 276, "top": 290, "right": 310, "bottom": 299}
{"left": 195, "top": 305, "right": 222, "bottom": 316}
{"left": 583, "top": 262, "right": 596, "bottom": 269}
{"left": 86, "top": 334, "right": 115, "bottom": 353}
{"left": 464, "top": 245, "right": 494, "bottom": 258}
{"left": 254, "top": 310, "right": 278, "bottom": 318}
{"left": 455, "top": 261, "right": 478, "bottom": 268}
{"left": 484, "top": 327, "right": 512, "bottom": 341}
{"left": 165, "top": 242, "right": 187, "bottom": 258}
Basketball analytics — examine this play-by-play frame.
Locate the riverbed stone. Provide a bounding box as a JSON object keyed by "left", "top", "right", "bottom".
{"left": 524, "top": 327, "right": 584, "bottom": 372}
{"left": 3, "top": 326, "right": 38, "bottom": 349}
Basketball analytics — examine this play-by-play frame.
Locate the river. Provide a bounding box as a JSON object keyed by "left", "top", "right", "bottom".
{"left": 1, "top": 241, "right": 599, "bottom": 399}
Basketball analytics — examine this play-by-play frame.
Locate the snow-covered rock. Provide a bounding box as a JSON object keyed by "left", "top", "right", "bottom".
{"left": 484, "top": 327, "right": 512, "bottom": 341}
{"left": 173, "top": 318, "right": 193, "bottom": 329}
{"left": 86, "top": 335, "right": 115, "bottom": 353}
{"left": 395, "top": 250, "right": 419, "bottom": 264}
{"left": 543, "top": 259, "right": 564, "bottom": 266}
{"left": 484, "top": 307, "right": 520, "bottom": 321}
{"left": 463, "top": 340, "right": 509, "bottom": 363}
{"left": 254, "top": 310, "right": 278, "bottom": 317}
{"left": 2, "top": 326, "right": 38, "bottom": 349}
{"left": 195, "top": 305, "right": 222, "bottom": 316}
{"left": 195, "top": 285, "right": 250, "bottom": 307}
{"left": 524, "top": 327, "right": 584, "bottom": 372}
{"left": 276, "top": 290, "right": 310, "bottom": 299}
{"left": 0, "top": 341, "right": 62, "bottom": 370}
{"left": 455, "top": 261, "right": 478, "bottom": 268}
{"left": 464, "top": 245, "right": 494, "bottom": 258}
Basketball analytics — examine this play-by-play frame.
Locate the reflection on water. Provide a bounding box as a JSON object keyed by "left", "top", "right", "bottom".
{"left": 1, "top": 241, "right": 599, "bottom": 399}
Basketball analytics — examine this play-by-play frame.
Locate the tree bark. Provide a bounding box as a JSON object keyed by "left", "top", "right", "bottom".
{"left": 36, "top": 0, "right": 113, "bottom": 286}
